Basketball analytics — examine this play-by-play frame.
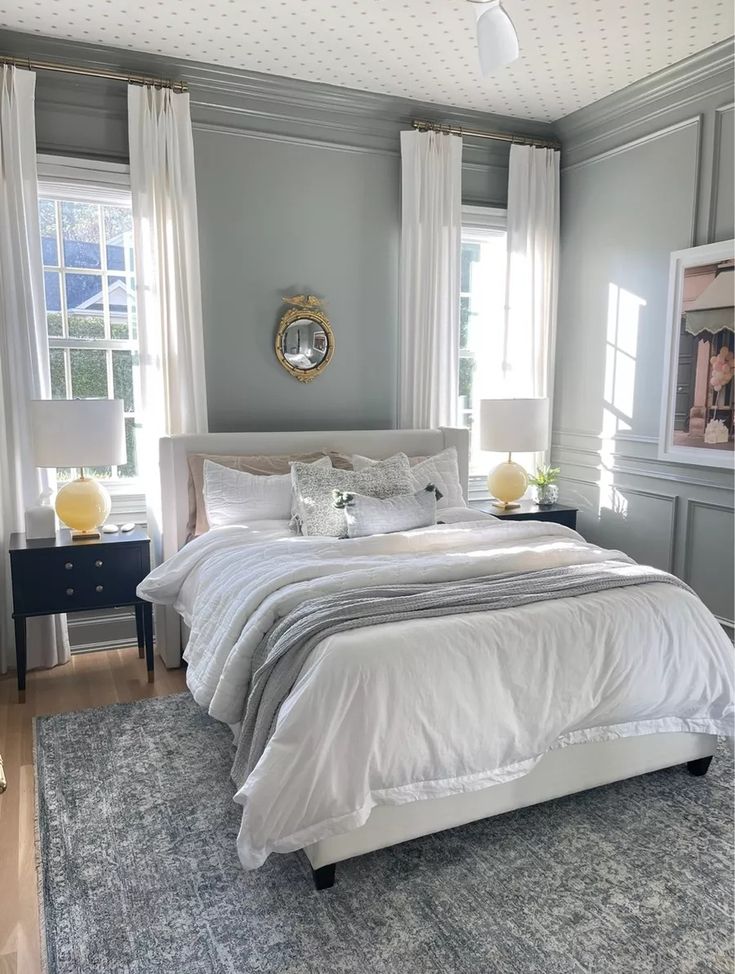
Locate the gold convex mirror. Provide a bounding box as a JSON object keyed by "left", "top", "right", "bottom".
{"left": 275, "top": 295, "right": 334, "bottom": 382}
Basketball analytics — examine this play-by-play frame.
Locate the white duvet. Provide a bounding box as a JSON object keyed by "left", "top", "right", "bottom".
{"left": 138, "top": 511, "right": 734, "bottom": 869}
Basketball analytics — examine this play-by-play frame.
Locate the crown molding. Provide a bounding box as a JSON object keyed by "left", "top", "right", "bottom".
{"left": 554, "top": 38, "right": 734, "bottom": 157}
{"left": 0, "top": 27, "right": 554, "bottom": 163}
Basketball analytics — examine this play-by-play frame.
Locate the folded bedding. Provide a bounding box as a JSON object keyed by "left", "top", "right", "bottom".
{"left": 138, "top": 511, "right": 734, "bottom": 870}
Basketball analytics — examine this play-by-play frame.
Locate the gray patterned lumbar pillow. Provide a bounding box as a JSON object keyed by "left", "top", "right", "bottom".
{"left": 291, "top": 453, "right": 414, "bottom": 537}
{"left": 334, "top": 484, "right": 438, "bottom": 538}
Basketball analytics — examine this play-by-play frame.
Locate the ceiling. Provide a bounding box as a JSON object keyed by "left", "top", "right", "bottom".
{"left": 1, "top": 0, "right": 733, "bottom": 122}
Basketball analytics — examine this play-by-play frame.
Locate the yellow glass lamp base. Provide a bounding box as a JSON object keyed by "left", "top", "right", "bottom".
{"left": 55, "top": 476, "right": 111, "bottom": 539}
{"left": 487, "top": 460, "right": 528, "bottom": 510}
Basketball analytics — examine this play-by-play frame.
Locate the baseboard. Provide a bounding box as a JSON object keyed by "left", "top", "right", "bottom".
{"left": 67, "top": 609, "right": 137, "bottom": 652}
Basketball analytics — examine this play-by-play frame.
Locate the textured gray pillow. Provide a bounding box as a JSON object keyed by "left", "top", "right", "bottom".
{"left": 336, "top": 485, "right": 438, "bottom": 538}
{"left": 291, "top": 453, "right": 414, "bottom": 537}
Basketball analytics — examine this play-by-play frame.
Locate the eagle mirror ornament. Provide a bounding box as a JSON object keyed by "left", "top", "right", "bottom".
{"left": 275, "top": 295, "right": 334, "bottom": 382}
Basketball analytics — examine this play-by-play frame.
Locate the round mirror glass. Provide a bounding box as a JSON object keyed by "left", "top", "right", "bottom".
{"left": 281, "top": 317, "right": 329, "bottom": 371}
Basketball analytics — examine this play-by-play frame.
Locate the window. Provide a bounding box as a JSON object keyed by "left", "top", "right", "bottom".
{"left": 38, "top": 166, "right": 141, "bottom": 484}
{"left": 459, "top": 207, "right": 507, "bottom": 477}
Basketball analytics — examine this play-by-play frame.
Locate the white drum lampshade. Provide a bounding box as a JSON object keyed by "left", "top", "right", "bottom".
{"left": 480, "top": 398, "right": 550, "bottom": 508}
{"left": 30, "top": 399, "right": 126, "bottom": 538}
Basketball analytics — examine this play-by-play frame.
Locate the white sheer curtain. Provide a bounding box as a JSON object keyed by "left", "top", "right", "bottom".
{"left": 128, "top": 85, "right": 208, "bottom": 566}
{"left": 0, "top": 67, "right": 69, "bottom": 674}
{"left": 502, "top": 144, "right": 560, "bottom": 403}
{"left": 398, "top": 130, "right": 462, "bottom": 429}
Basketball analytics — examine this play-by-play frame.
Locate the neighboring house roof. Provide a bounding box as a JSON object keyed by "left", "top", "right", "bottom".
{"left": 71, "top": 278, "right": 135, "bottom": 315}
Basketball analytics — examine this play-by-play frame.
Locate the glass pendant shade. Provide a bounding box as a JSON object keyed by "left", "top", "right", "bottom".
{"left": 473, "top": 0, "right": 520, "bottom": 75}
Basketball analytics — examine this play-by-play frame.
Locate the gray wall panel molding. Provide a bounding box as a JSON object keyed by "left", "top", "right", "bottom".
{"left": 552, "top": 432, "right": 735, "bottom": 493}
{"left": 560, "top": 116, "right": 702, "bottom": 173}
{"left": 554, "top": 39, "right": 734, "bottom": 163}
{"left": 682, "top": 499, "right": 735, "bottom": 626}
{"left": 708, "top": 103, "right": 735, "bottom": 241}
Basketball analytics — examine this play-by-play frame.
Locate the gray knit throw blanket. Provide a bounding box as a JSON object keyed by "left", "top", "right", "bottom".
{"left": 231, "top": 560, "right": 690, "bottom": 785}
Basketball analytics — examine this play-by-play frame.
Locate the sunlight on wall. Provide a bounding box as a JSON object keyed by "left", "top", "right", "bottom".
{"left": 599, "top": 283, "right": 647, "bottom": 516}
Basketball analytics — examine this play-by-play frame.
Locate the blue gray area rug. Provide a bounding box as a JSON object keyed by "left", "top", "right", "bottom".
{"left": 36, "top": 693, "right": 733, "bottom": 974}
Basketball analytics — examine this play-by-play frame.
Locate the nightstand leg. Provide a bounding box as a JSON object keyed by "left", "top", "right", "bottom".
{"left": 142, "top": 602, "right": 154, "bottom": 683}
{"left": 134, "top": 603, "right": 145, "bottom": 659}
{"left": 14, "top": 616, "right": 26, "bottom": 703}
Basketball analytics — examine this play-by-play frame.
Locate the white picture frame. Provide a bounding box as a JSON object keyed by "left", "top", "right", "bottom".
{"left": 658, "top": 239, "right": 735, "bottom": 470}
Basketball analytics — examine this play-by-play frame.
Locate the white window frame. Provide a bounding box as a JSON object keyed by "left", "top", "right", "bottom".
{"left": 460, "top": 205, "right": 507, "bottom": 499}
{"left": 37, "top": 155, "right": 145, "bottom": 516}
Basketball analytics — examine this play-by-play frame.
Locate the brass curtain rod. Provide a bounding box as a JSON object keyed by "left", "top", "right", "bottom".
{"left": 412, "top": 119, "right": 560, "bottom": 150}
{"left": 0, "top": 55, "right": 188, "bottom": 93}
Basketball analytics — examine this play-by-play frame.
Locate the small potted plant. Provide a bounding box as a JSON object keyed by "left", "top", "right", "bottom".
{"left": 529, "top": 465, "right": 560, "bottom": 507}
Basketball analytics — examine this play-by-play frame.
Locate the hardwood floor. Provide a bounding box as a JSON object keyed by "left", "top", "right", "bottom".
{"left": 0, "top": 647, "right": 187, "bottom": 974}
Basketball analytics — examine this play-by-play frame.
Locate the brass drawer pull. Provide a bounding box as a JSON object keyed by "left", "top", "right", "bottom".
{"left": 96, "top": 585, "right": 104, "bottom": 593}
{"left": 95, "top": 560, "right": 103, "bottom": 568}
{"left": 65, "top": 562, "right": 73, "bottom": 570}
{"left": 66, "top": 588, "right": 74, "bottom": 596}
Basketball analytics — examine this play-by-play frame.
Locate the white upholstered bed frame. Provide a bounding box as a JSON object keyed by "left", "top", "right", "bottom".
{"left": 157, "top": 428, "right": 717, "bottom": 886}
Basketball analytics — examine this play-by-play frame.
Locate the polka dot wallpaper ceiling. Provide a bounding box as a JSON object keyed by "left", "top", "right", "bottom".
{"left": 2, "top": 0, "right": 732, "bottom": 121}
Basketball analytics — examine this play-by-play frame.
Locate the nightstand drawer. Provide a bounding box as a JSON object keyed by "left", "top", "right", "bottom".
{"left": 10, "top": 544, "right": 145, "bottom": 615}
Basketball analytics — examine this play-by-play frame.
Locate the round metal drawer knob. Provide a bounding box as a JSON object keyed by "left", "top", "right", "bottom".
{"left": 95, "top": 585, "right": 104, "bottom": 593}
{"left": 66, "top": 588, "right": 74, "bottom": 596}
{"left": 95, "top": 560, "right": 103, "bottom": 568}
{"left": 65, "top": 562, "right": 73, "bottom": 570}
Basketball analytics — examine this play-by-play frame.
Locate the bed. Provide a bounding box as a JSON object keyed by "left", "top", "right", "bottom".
{"left": 141, "top": 428, "right": 733, "bottom": 889}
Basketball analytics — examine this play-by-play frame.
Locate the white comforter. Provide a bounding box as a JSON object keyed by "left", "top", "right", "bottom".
{"left": 138, "top": 511, "right": 734, "bottom": 869}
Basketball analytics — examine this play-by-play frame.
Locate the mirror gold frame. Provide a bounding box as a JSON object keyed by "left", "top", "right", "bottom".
{"left": 275, "top": 296, "right": 335, "bottom": 383}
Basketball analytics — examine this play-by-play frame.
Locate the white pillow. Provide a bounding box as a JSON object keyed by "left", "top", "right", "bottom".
{"left": 203, "top": 456, "right": 331, "bottom": 527}
{"left": 336, "top": 485, "right": 438, "bottom": 538}
{"left": 352, "top": 447, "right": 466, "bottom": 510}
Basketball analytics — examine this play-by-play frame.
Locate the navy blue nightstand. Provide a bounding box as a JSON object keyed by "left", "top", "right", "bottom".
{"left": 9, "top": 527, "right": 153, "bottom": 701}
{"left": 473, "top": 500, "right": 578, "bottom": 531}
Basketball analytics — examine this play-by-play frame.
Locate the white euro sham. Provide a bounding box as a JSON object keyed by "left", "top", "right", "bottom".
{"left": 352, "top": 447, "right": 466, "bottom": 509}
{"left": 203, "top": 455, "right": 331, "bottom": 526}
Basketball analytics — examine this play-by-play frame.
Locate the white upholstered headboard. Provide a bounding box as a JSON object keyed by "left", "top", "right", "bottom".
{"left": 155, "top": 427, "right": 469, "bottom": 666}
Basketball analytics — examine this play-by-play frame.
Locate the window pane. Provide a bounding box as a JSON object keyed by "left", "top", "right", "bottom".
{"left": 116, "top": 417, "right": 138, "bottom": 479}
{"left": 49, "top": 349, "right": 67, "bottom": 399}
{"left": 460, "top": 242, "right": 480, "bottom": 293}
{"left": 44, "top": 271, "right": 61, "bottom": 311}
{"left": 44, "top": 271, "right": 63, "bottom": 336}
{"left": 70, "top": 348, "right": 108, "bottom": 399}
{"left": 108, "top": 275, "right": 135, "bottom": 339}
{"left": 61, "top": 201, "right": 101, "bottom": 269}
{"left": 104, "top": 206, "right": 134, "bottom": 271}
{"left": 460, "top": 296, "right": 471, "bottom": 349}
{"left": 112, "top": 349, "right": 135, "bottom": 412}
{"left": 65, "top": 273, "right": 105, "bottom": 339}
{"left": 39, "top": 199, "right": 58, "bottom": 265}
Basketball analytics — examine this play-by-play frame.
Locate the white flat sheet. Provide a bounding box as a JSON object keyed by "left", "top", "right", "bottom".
{"left": 138, "top": 512, "right": 734, "bottom": 869}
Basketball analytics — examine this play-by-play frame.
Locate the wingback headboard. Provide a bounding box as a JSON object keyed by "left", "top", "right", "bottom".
{"left": 155, "top": 427, "right": 469, "bottom": 666}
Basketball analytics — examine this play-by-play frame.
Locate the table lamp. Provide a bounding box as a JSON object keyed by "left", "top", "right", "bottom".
{"left": 480, "top": 398, "right": 550, "bottom": 509}
{"left": 30, "top": 399, "right": 126, "bottom": 539}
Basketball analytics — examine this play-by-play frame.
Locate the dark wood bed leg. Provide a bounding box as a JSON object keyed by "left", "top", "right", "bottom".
{"left": 687, "top": 756, "right": 713, "bottom": 777}
{"left": 312, "top": 864, "right": 336, "bottom": 890}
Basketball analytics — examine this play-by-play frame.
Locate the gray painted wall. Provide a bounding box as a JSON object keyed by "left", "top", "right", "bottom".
{"left": 552, "top": 40, "right": 734, "bottom": 628}
{"left": 0, "top": 30, "right": 555, "bottom": 434}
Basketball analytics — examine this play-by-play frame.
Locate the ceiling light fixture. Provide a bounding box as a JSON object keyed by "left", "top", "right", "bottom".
{"left": 467, "top": 0, "right": 520, "bottom": 75}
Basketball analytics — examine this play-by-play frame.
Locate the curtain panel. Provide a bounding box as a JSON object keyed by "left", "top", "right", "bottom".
{"left": 503, "top": 144, "right": 560, "bottom": 404}
{"left": 0, "top": 67, "right": 69, "bottom": 674}
{"left": 128, "top": 85, "right": 208, "bottom": 567}
{"left": 398, "top": 130, "right": 462, "bottom": 430}
{"left": 502, "top": 144, "right": 560, "bottom": 469}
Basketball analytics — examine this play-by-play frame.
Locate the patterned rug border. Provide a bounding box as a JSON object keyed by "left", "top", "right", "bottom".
{"left": 33, "top": 693, "right": 192, "bottom": 974}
